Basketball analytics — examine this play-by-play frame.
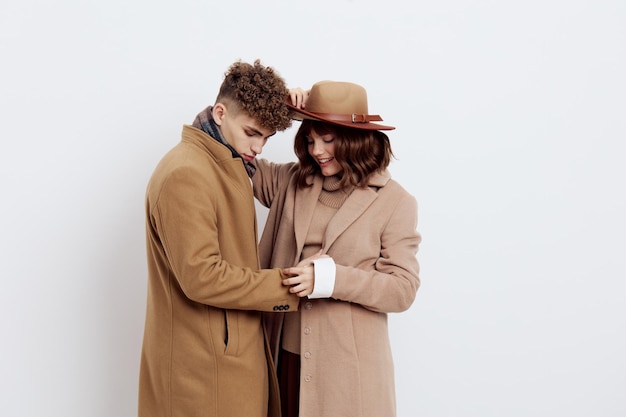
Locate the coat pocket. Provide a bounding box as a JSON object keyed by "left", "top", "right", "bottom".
{"left": 223, "top": 310, "right": 238, "bottom": 356}
{"left": 207, "top": 307, "right": 237, "bottom": 356}
{"left": 223, "top": 310, "right": 229, "bottom": 346}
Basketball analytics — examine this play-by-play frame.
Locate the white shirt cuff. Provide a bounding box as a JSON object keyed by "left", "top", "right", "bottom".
{"left": 309, "top": 257, "right": 336, "bottom": 299}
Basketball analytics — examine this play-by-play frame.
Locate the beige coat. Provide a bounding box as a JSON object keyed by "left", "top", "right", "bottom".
{"left": 139, "top": 126, "right": 299, "bottom": 417}
{"left": 253, "top": 159, "right": 421, "bottom": 417}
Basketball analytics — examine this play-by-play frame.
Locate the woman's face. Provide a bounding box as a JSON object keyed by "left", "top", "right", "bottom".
{"left": 307, "top": 129, "right": 343, "bottom": 177}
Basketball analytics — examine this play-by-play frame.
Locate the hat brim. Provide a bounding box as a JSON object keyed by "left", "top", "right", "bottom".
{"left": 287, "top": 103, "right": 395, "bottom": 131}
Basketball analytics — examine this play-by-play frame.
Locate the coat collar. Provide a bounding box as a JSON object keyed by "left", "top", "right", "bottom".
{"left": 182, "top": 125, "right": 251, "bottom": 190}
{"left": 182, "top": 125, "right": 234, "bottom": 162}
{"left": 294, "top": 170, "right": 391, "bottom": 254}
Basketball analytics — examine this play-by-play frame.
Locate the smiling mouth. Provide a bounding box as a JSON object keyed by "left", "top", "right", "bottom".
{"left": 317, "top": 157, "right": 334, "bottom": 166}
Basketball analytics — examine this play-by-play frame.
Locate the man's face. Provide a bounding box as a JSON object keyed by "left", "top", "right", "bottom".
{"left": 213, "top": 103, "right": 275, "bottom": 162}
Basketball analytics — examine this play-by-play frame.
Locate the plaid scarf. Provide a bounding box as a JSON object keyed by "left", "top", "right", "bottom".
{"left": 192, "top": 106, "right": 256, "bottom": 178}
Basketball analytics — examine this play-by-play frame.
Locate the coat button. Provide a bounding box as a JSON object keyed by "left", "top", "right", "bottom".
{"left": 304, "top": 351, "right": 311, "bottom": 359}
{"left": 303, "top": 327, "right": 311, "bottom": 335}
{"left": 304, "top": 302, "right": 313, "bottom": 310}
{"left": 304, "top": 374, "right": 312, "bottom": 382}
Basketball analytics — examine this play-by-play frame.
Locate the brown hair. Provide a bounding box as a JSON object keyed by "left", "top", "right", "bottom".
{"left": 215, "top": 60, "right": 292, "bottom": 131}
{"left": 293, "top": 120, "right": 394, "bottom": 189}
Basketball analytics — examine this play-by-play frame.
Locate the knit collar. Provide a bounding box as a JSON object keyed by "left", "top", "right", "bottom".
{"left": 319, "top": 175, "right": 354, "bottom": 208}
{"left": 322, "top": 175, "right": 344, "bottom": 192}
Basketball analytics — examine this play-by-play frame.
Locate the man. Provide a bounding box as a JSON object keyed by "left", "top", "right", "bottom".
{"left": 139, "top": 60, "right": 312, "bottom": 417}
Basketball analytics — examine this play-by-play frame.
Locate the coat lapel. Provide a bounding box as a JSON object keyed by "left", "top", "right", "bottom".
{"left": 322, "top": 186, "right": 378, "bottom": 251}
{"left": 294, "top": 176, "right": 323, "bottom": 256}
{"left": 324, "top": 171, "right": 392, "bottom": 251}
{"left": 294, "top": 171, "right": 392, "bottom": 255}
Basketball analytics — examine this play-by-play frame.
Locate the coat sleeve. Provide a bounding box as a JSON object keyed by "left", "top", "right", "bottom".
{"left": 251, "top": 158, "right": 296, "bottom": 208}
{"left": 331, "top": 192, "right": 421, "bottom": 313}
{"left": 149, "top": 163, "right": 299, "bottom": 312}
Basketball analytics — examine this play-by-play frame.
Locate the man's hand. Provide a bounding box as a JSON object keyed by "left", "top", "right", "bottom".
{"left": 282, "top": 250, "right": 327, "bottom": 297}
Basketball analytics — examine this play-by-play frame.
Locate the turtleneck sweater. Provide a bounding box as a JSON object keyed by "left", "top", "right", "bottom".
{"left": 282, "top": 175, "right": 354, "bottom": 354}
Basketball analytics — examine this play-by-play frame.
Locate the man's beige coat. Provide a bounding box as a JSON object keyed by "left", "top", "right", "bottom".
{"left": 139, "top": 126, "right": 299, "bottom": 417}
{"left": 253, "top": 159, "right": 421, "bottom": 417}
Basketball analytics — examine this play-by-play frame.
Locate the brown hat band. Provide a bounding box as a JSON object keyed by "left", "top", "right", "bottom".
{"left": 311, "top": 112, "right": 384, "bottom": 124}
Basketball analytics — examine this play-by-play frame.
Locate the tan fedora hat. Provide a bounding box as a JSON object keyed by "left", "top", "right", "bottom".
{"left": 288, "top": 81, "right": 395, "bottom": 130}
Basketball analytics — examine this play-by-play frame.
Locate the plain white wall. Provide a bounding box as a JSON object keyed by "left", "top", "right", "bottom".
{"left": 1, "top": 0, "right": 625, "bottom": 416}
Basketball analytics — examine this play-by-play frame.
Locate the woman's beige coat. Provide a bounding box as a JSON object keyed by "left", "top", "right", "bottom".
{"left": 139, "top": 126, "right": 299, "bottom": 417}
{"left": 253, "top": 159, "right": 421, "bottom": 417}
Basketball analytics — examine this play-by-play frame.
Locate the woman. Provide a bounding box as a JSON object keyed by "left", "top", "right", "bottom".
{"left": 253, "top": 81, "right": 421, "bottom": 417}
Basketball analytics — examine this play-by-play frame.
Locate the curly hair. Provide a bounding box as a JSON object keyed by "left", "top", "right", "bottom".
{"left": 293, "top": 120, "right": 394, "bottom": 189}
{"left": 215, "top": 59, "right": 292, "bottom": 131}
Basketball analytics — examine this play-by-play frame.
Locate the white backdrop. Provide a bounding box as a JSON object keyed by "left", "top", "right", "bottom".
{"left": 1, "top": 0, "right": 625, "bottom": 416}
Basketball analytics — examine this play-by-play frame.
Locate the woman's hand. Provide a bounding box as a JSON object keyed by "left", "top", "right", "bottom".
{"left": 288, "top": 87, "right": 309, "bottom": 109}
{"left": 282, "top": 251, "right": 327, "bottom": 297}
